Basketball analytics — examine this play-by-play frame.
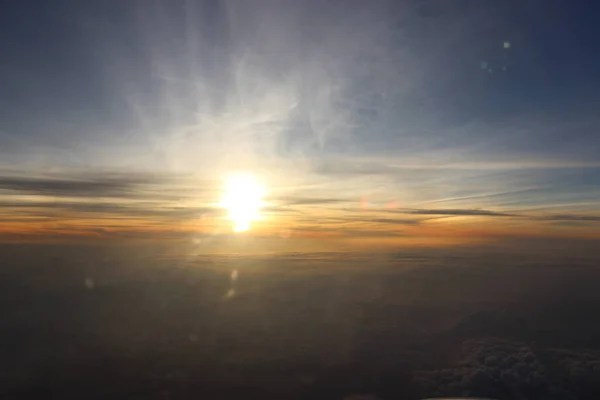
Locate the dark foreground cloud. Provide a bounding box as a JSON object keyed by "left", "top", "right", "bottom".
{"left": 2, "top": 245, "right": 600, "bottom": 398}
{"left": 415, "top": 338, "right": 600, "bottom": 400}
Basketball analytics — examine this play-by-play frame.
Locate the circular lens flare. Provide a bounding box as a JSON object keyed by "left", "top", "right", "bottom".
{"left": 221, "top": 174, "right": 264, "bottom": 233}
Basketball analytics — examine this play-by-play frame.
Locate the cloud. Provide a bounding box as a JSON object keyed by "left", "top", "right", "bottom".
{"left": 0, "top": 167, "right": 598, "bottom": 243}
{"left": 313, "top": 158, "right": 600, "bottom": 178}
{"left": 291, "top": 214, "right": 421, "bottom": 227}
{"left": 275, "top": 196, "right": 350, "bottom": 206}
{"left": 414, "top": 338, "right": 600, "bottom": 399}
{"left": 367, "top": 218, "right": 420, "bottom": 225}
{"left": 0, "top": 200, "right": 217, "bottom": 221}
{"left": 261, "top": 205, "right": 302, "bottom": 214}
{"left": 387, "top": 208, "right": 600, "bottom": 224}
{"left": 314, "top": 159, "right": 398, "bottom": 176}
{"left": 537, "top": 214, "right": 600, "bottom": 222}
{"left": 407, "top": 208, "right": 516, "bottom": 217}
{"left": 0, "top": 173, "right": 164, "bottom": 199}
{"left": 290, "top": 225, "right": 407, "bottom": 238}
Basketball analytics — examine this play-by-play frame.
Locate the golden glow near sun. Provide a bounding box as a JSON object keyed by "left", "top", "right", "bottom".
{"left": 221, "top": 173, "right": 265, "bottom": 233}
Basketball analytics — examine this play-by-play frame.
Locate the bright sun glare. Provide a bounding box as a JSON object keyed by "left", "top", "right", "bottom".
{"left": 221, "top": 174, "right": 265, "bottom": 233}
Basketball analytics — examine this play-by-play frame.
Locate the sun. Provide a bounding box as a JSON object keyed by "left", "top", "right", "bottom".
{"left": 220, "top": 173, "right": 265, "bottom": 233}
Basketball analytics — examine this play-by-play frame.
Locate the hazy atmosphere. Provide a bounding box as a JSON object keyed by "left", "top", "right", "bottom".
{"left": 1, "top": 1, "right": 600, "bottom": 399}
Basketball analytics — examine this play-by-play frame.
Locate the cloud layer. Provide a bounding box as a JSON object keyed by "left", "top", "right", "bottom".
{"left": 0, "top": 168, "right": 598, "bottom": 243}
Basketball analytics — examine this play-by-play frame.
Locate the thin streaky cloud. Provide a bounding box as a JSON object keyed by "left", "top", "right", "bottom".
{"left": 313, "top": 157, "right": 600, "bottom": 177}
{"left": 0, "top": 201, "right": 217, "bottom": 219}
{"left": 273, "top": 196, "right": 350, "bottom": 206}
{"left": 416, "top": 188, "right": 546, "bottom": 206}
{"left": 536, "top": 214, "right": 600, "bottom": 222}
{"left": 407, "top": 209, "right": 517, "bottom": 217}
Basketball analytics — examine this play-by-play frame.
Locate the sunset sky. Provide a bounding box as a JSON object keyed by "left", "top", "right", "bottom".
{"left": 1, "top": 0, "right": 599, "bottom": 250}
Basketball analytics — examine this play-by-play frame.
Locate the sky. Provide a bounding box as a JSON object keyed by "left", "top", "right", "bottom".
{"left": 1, "top": 0, "right": 599, "bottom": 249}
